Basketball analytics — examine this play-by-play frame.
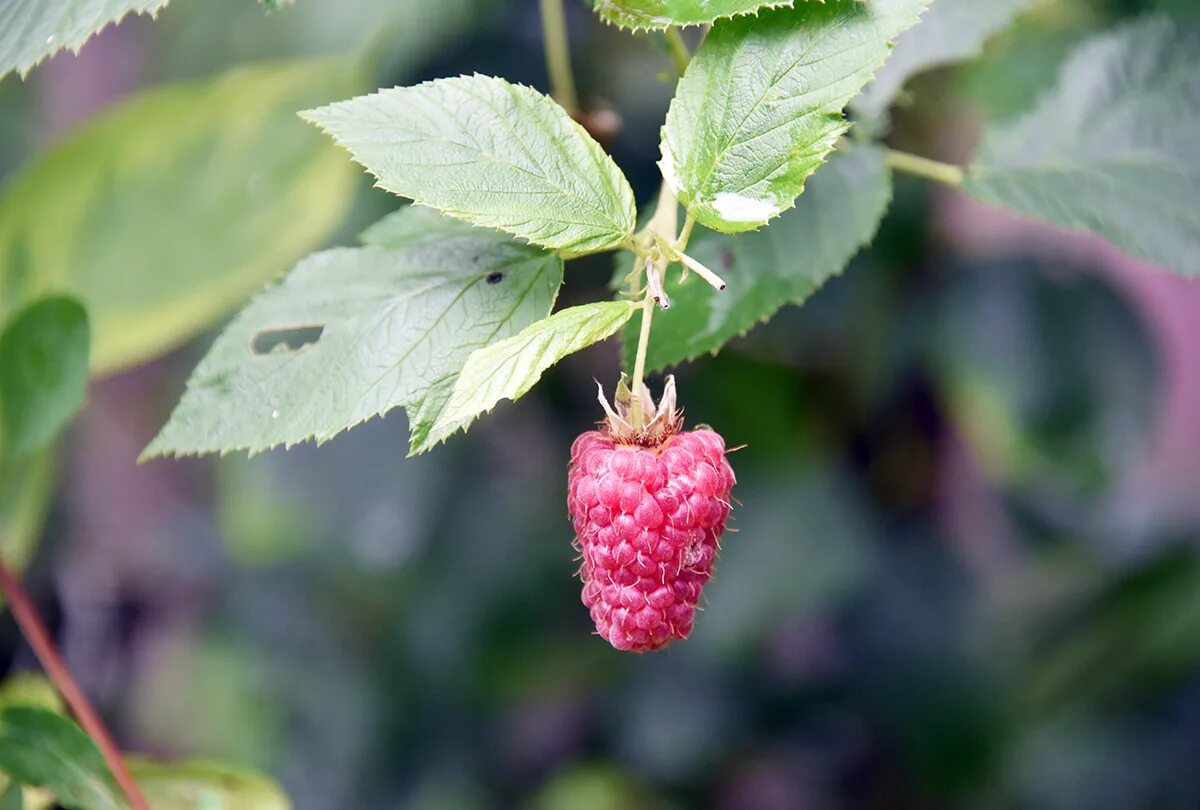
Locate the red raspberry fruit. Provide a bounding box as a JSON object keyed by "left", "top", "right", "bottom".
{"left": 568, "top": 376, "right": 735, "bottom": 653}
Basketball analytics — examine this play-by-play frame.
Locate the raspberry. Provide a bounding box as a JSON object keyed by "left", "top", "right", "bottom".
{"left": 568, "top": 376, "right": 735, "bottom": 653}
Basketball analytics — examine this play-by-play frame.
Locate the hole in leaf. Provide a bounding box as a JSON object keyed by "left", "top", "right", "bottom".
{"left": 486, "top": 271, "right": 504, "bottom": 284}
{"left": 251, "top": 324, "right": 324, "bottom": 355}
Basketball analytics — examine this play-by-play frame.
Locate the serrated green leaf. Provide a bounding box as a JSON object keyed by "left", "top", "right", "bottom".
{"left": 660, "top": 0, "right": 927, "bottom": 233}
{"left": 144, "top": 208, "right": 563, "bottom": 459}
{"left": 854, "top": 0, "right": 1033, "bottom": 124}
{"left": 625, "top": 146, "right": 891, "bottom": 371}
{"left": 0, "top": 0, "right": 170, "bottom": 80}
{"left": 126, "top": 758, "right": 289, "bottom": 810}
{"left": 964, "top": 16, "right": 1200, "bottom": 276}
{"left": 431, "top": 301, "right": 637, "bottom": 444}
{"left": 0, "top": 297, "right": 89, "bottom": 461}
{"left": 357, "top": 205, "right": 482, "bottom": 248}
{"left": 0, "top": 59, "right": 360, "bottom": 376}
{"left": 0, "top": 706, "right": 125, "bottom": 810}
{"left": 591, "top": 0, "right": 795, "bottom": 31}
{"left": 302, "top": 75, "right": 637, "bottom": 256}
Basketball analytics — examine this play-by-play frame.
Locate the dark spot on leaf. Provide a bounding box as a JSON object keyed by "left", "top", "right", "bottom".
{"left": 720, "top": 249, "right": 735, "bottom": 271}
{"left": 251, "top": 324, "right": 324, "bottom": 355}
{"left": 486, "top": 272, "right": 504, "bottom": 284}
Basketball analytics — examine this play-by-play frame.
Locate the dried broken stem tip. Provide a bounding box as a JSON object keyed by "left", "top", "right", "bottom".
{"left": 596, "top": 375, "right": 682, "bottom": 446}
{"left": 677, "top": 251, "right": 726, "bottom": 291}
{"left": 646, "top": 258, "right": 671, "bottom": 309}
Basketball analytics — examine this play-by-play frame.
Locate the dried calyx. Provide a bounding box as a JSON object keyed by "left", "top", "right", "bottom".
{"left": 596, "top": 375, "right": 682, "bottom": 447}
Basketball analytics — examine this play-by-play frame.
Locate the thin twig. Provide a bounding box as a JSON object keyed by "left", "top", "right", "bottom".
{"left": 540, "top": 0, "right": 580, "bottom": 116}
{"left": 884, "top": 148, "right": 965, "bottom": 188}
{"left": 0, "top": 557, "right": 150, "bottom": 810}
{"left": 676, "top": 251, "right": 726, "bottom": 291}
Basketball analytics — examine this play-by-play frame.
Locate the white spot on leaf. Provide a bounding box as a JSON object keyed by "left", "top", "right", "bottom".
{"left": 710, "top": 193, "right": 779, "bottom": 224}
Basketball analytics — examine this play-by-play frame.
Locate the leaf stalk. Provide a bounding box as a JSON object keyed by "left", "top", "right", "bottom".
{"left": 676, "top": 212, "right": 696, "bottom": 252}
{"left": 884, "top": 148, "right": 965, "bottom": 187}
{"left": 662, "top": 29, "right": 692, "bottom": 75}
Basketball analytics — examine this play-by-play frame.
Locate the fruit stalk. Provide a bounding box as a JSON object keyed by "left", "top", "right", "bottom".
{"left": 629, "top": 288, "right": 656, "bottom": 430}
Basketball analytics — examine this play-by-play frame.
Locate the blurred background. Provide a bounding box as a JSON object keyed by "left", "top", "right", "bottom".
{"left": 3, "top": 0, "right": 1200, "bottom": 807}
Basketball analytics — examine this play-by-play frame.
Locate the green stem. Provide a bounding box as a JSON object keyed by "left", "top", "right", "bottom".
{"left": 676, "top": 212, "right": 695, "bottom": 251}
{"left": 646, "top": 179, "right": 679, "bottom": 244}
{"left": 885, "top": 148, "right": 965, "bottom": 188}
{"left": 540, "top": 0, "right": 580, "bottom": 116}
{"left": 662, "top": 28, "right": 691, "bottom": 75}
{"left": 629, "top": 292, "right": 655, "bottom": 428}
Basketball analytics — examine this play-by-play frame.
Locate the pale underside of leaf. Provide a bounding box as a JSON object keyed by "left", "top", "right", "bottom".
{"left": 964, "top": 15, "right": 1200, "bottom": 276}
{"left": 302, "top": 74, "right": 637, "bottom": 257}
{"left": 660, "top": 0, "right": 927, "bottom": 234}
{"left": 431, "top": 300, "right": 638, "bottom": 444}
{"left": 623, "top": 146, "right": 892, "bottom": 371}
{"left": 0, "top": 59, "right": 361, "bottom": 376}
{"left": 0, "top": 0, "right": 171, "bottom": 79}
{"left": 591, "top": 0, "right": 798, "bottom": 31}
{"left": 143, "top": 209, "right": 563, "bottom": 460}
{"left": 853, "top": 0, "right": 1033, "bottom": 125}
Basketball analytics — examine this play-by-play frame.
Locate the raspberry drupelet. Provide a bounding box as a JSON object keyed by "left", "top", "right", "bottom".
{"left": 568, "top": 376, "right": 735, "bottom": 652}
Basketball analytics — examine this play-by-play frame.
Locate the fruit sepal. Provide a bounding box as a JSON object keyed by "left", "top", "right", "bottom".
{"left": 596, "top": 374, "right": 682, "bottom": 447}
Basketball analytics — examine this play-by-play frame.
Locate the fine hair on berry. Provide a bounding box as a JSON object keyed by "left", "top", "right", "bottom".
{"left": 567, "top": 376, "right": 736, "bottom": 652}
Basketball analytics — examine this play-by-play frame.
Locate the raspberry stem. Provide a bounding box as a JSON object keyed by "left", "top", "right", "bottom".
{"left": 630, "top": 291, "right": 655, "bottom": 429}
{"left": 626, "top": 180, "right": 686, "bottom": 424}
